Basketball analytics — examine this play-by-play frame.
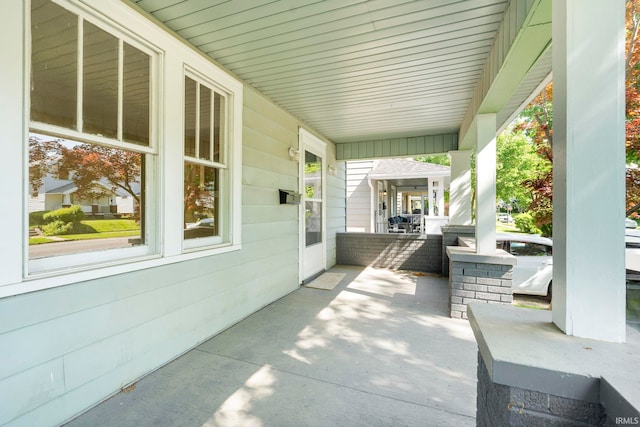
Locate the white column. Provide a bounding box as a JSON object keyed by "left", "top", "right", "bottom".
{"left": 475, "top": 114, "right": 497, "bottom": 254}
{"left": 448, "top": 150, "right": 472, "bottom": 225}
{"left": 427, "top": 180, "right": 434, "bottom": 217}
{"left": 436, "top": 177, "right": 445, "bottom": 217}
{"left": 552, "top": 0, "right": 626, "bottom": 342}
{"left": 0, "top": 2, "right": 25, "bottom": 287}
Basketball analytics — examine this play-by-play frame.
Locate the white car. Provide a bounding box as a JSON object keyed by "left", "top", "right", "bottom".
{"left": 498, "top": 231, "right": 640, "bottom": 299}
{"left": 497, "top": 233, "right": 553, "bottom": 298}
{"left": 185, "top": 217, "right": 215, "bottom": 229}
{"left": 497, "top": 213, "right": 513, "bottom": 223}
{"left": 626, "top": 229, "right": 640, "bottom": 273}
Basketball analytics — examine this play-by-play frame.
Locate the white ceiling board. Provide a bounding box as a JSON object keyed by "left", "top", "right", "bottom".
{"left": 127, "top": 0, "right": 551, "bottom": 144}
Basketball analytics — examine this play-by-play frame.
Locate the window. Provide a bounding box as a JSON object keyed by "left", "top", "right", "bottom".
{"left": 183, "top": 74, "right": 229, "bottom": 248}
{"left": 28, "top": 0, "right": 156, "bottom": 272}
{"left": 508, "top": 241, "right": 552, "bottom": 257}
{"left": 304, "top": 151, "right": 323, "bottom": 246}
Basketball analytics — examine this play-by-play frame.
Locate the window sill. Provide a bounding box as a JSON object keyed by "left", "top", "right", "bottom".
{"left": 0, "top": 243, "right": 241, "bottom": 299}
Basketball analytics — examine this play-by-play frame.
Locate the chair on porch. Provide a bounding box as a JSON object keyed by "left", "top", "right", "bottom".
{"left": 387, "top": 216, "right": 406, "bottom": 233}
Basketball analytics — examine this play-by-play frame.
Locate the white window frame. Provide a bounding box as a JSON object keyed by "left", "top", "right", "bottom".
{"left": 182, "top": 69, "right": 231, "bottom": 250}
{"left": 0, "top": 0, "right": 243, "bottom": 297}
{"left": 27, "top": 0, "right": 161, "bottom": 275}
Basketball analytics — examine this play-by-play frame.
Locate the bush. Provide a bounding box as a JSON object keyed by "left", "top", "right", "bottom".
{"left": 70, "top": 222, "right": 97, "bottom": 234}
{"left": 539, "top": 223, "right": 552, "bottom": 238}
{"left": 43, "top": 205, "right": 85, "bottom": 224}
{"left": 29, "top": 210, "right": 50, "bottom": 226}
{"left": 42, "top": 220, "right": 74, "bottom": 236}
{"left": 513, "top": 213, "right": 542, "bottom": 235}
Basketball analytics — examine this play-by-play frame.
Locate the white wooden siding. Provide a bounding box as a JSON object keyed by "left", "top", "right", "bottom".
{"left": 0, "top": 4, "right": 343, "bottom": 426}
{"left": 326, "top": 142, "right": 346, "bottom": 267}
{"left": 346, "top": 160, "right": 375, "bottom": 233}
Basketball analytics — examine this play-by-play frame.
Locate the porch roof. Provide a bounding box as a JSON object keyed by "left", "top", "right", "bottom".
{"left": 368, "top": 158, "right": 450, "bottom": 180}
{"left": 126, "top": 0, "right": 551, "bottom": 154}
{"left": 368, "top": 158, "right": 450, "bottom": 189}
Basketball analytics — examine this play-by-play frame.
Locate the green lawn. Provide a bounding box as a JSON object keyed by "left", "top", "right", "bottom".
{"left": 82, "top": 219, "right": 139, "bottom": 232}
{"left": 57, "top": 230, "right": 140, "bottom": 241}
{"left": 29, "top": 237, "right": 58, "bottom": 245}
{"left": 496, "top": 222, "right": 522, "bottom": 233}
{"left": 29, "top": 219, "right": 140, "bottom": 245}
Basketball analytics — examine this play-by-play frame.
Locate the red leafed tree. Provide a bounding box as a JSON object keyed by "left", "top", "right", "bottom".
{"left": 626, "top": 0, "right": 640, "bottom": 216}
{"left": 513, "top": 0, "right": 640, "bottom": 226}
{"left": 58, "top": 144, "right": 142, "bottom": 206}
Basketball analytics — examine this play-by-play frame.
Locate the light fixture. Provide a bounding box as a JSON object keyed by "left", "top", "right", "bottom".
{"left": 288, "top": 147, "right": 300, "bottom": 161}
{"left": 328, "top": 164, "right": 337, "bottom": 175}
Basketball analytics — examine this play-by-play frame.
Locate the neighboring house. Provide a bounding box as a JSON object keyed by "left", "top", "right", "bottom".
{"left": 0, "top": 1, "right": 630, "bottom": 426}
{"left": 28, "top": 175, "right": 139, "bottom": 215}
{"left": 346, "top": 158, "right": 450, "bottom": 234}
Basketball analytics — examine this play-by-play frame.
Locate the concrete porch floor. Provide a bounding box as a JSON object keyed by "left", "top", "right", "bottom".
{"left": 65, "top": 266, "right": 478, "bottom": 427}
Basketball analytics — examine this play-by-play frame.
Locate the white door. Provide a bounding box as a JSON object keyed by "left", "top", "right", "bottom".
{"left": 300, "top": 129, "right": 326, "bottom": 282}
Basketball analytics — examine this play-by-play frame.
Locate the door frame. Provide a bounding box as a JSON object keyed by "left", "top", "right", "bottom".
{"left": 299, "top": 128, "right": 327, "bottom": 283}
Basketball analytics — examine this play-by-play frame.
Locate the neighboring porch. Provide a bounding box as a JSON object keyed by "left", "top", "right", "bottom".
{"left": 65, "top": 266, "right": 478, "bottom": 427}
{"left": 346, "top": 158, "right": 450, "bottom": 235}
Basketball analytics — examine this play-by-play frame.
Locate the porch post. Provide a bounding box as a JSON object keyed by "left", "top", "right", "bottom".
{"left": 552, "top": 0, "right": 626, "bottom": 342}
{"left": 427, "top": 180, "right": 434, "bottom": 217}
{"left": 435, "top": 177, "right": 445, "bottom": 217}
{"left": 475, "top": 114, "right": 497, "bottom": 255}
{"left": 448, "top": 150, "right": 472, "bottom": 225}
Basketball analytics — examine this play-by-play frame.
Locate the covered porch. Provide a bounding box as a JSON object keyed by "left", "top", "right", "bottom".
{"left": 65, "top": 265, "right": 640, "bottom": 426}
{"left": 346, "top": 158, "right": 451, "bottom": 234}
{"left": 4, "top": 0, "right": 639, "bottom": 425}
{"left": 65, "top": 266, "right": 478, "bottom": 426}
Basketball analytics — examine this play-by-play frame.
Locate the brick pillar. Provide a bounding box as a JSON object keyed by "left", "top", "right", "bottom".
{"left": 446, "top": 246, "right": 515, "bottom": 319}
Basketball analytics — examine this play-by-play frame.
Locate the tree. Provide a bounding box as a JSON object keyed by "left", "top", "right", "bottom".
{"left": 183, "top": 163, "right": 217, "bottom": 226}
{"left": 29, "top": 136, "right": 62, "bottom": 193}
{"left": 626, "top": 0, "right": 640, "bottom": 215}
{"left": 415, "top": 154, "right": 450, "bottom": 166}
{"left": 508, "top": 0, "right": 640, "bottom": 227}
{"left": 58, "top": 144, "right": 142, "bottom": 206}
{"left": 495, "top": 129, "right": 550, "bottom": 213}
{"left": 29, "top": 137, "right": 143, "bottom": 220}
{"left": 510, "top": 84, "right": 554, "bottom": 232}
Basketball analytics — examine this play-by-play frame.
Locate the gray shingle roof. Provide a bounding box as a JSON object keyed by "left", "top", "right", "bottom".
{"left": 367, "top": 158, "right": 449, "bottom": 179}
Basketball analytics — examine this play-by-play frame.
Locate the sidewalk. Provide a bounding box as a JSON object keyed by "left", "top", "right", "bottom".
{"left": 65, "top": 266, "right": 478, "bottom": 427}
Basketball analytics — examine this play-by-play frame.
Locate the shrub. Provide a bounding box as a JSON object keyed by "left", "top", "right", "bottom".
{"left": 29, "top": 210, "right": 50, "bottom": 226}
{"left": 514, "top": 213, "right": 542, "bottom": 235}
{"left": 539, "top": 223, "right": 553, "bottom": 238}
{"left": 42, "top": 220, "right": 74, "bottom": 236}
{"left": 43, "top": 205, "right": 85, "bottom": 224}
{"left": 69, "top": 222, "right": 97, "bottom": 234}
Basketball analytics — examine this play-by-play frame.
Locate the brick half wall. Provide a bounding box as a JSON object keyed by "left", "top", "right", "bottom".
{"left": 336, "top": 232, "right": 443, "bottom": 273}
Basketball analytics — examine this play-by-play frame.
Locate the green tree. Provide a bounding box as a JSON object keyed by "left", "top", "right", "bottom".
{"left": 415, "top": 154, "right": 450, "bottom": 166}
{"left": 496, "top": 129, "right": 550, "bottom": 213}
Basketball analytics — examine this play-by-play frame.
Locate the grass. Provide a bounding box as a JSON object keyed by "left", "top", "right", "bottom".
{"left": 81, "top": 219, "right": 139, "bottom": 232}
{"left": 496, "top": 221, "right": 523, "bottom": 233}
{"left": 57, "top": 230, "right": 140, "bottom": 241}
{"left": 29, "top": 219, "right": 140, "bottom": 245}
{"left": 29, "top": 237, "right": 58, "bottom": 245}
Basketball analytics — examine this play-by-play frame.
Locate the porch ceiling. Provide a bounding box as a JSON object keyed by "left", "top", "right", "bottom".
{"left": 127, "top": 0, "right": 551, "bottom": 147}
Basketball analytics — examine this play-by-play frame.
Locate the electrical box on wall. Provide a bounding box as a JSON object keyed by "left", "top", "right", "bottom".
{"left": 279, "top": 189, "right": 301, "bottom": 205}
